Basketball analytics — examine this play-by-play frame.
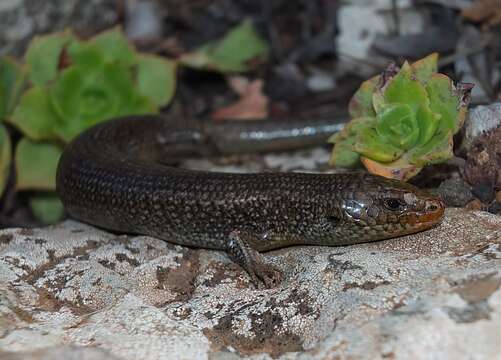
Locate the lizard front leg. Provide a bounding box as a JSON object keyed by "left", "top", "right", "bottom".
{"left": 226, "top": 230, "right": 283, "bottom": 288}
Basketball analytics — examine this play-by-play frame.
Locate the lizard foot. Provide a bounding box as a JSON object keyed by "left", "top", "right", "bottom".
{"left": 227, "top": 230, "right": 283, "bottom": 289}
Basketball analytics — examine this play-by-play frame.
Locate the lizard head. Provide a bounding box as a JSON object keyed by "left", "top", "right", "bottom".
{"left": 314, "top": 173, "right": 445, "bottom": 245}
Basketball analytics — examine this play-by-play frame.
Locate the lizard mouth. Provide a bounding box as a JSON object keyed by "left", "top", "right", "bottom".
{"left": 400, "top": 197, "right": 445, "bottom": 234}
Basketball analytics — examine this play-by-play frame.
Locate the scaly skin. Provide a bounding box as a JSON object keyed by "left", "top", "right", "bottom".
{"left": 56, "top": 115, "right": 445, "bottom": 287}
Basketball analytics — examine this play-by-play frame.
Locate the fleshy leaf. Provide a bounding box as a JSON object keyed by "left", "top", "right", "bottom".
{"left": 0, "top": 57, "right": 27, "bottom": 117}
{"left": 382, "top": 61, "right": 429, "bottom": 112}
{"left": 50, "top": 65, "right": 117, "bottom": 127}
{"left": 376, "top": 103, "right": 419, "bottom": 150}
{"left": 67, "top": 40, "right": 106, "bottom": 69}
{"left": 425, "top": 74, "right": 460, "bottom": 133}
{"left": 25, "top": 30, "right": 73, "bottom": 86}
{"left": 0, "top": 124, "right": 11, "bottom": 197}
{"left": 348, "top": 76, "right": 379, "bottom": 118}
{"left": 15, "top": 138, "right": 62, "bottom": 191}
{"left": 105, "top": 63, "right": 157, "bottom": 117}
{"left": 136, "top": 54, "right": 177, "bottom": 107}
{"left": 91, "top": 27, "right": 137, "bottom": 66}
{"left": 50, "top": 63, "right": 156, "bottom": 142}
{"left": 30, "top": 193, "right": 64, "bottom": 224}
{"left": 355, "top": 126, "right": 404, "bottom": 163}
{"left": 408, "top": 131, "right": 453, "bottom": 166}
{"left": 410, "top": 53, "right": 438, "bottom": 84}
{"left": 416, "top": 104, "right": 440, "bottom": 146}
{"left": 329, "top": 136, "right": 361, "bottom": 167}
{"left": 9, "top": 86, "right": 60, "bottom": 140}
{"left": 180, "top": 19, "right": 268, "bottom": 72}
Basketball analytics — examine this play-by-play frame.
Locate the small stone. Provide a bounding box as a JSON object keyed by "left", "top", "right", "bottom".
{"left": 465, "top": 199, "right": 484, "bottom": 211}
{"left": 463, "top": 103, "right": 501, "bottom": 151}
{"left": 471, "top": 182, "right": 496, "bottom": 203}
{"left": 125, "top": 0, "right": 163, "bottom": 40}
{"left": 435, "top": 176, "right": 474, "bottom": 207}
{"left": 488, "top": 201, "right": 501, "bottom": 215}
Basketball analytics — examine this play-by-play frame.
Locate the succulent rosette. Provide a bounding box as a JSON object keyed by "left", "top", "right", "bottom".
{"left": 329, "top": 53, "right": 473, "bottom": 180}
{"left": 0, "top": 27, "right": 176, "bottom": 222}
{"left": 10, "top": 28, "right": 176, "bottom": 143}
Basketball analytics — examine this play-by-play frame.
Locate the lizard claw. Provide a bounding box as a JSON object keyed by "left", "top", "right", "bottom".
{"left": 227, "top": 230, "right": 283, "bottom": 289}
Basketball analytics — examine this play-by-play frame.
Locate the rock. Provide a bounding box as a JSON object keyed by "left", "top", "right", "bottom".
{"left": 435, "top": 175, "right": 474, "bottom": 207}
{"left": 463, "top": 125, "right": 501, "bottom": 195}
{"left": 335, "top": 0, "right": 426, "bottom": 76}
{"left": 125, "top": 0, "right": 163, "bottom": 40}
{"left": 463, "top": 103, "right": 501, "bottom": 152}
{"left": 0, "top": 209, "right": 500, "bottom": 359}
{"left": 0, "top": 0, "right": 119, "bottom": 56}
{"left": 0, "top": 346, "right": 119, "bottom": 360}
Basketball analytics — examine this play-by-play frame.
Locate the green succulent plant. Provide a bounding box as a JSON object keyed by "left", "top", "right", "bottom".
{"left": 329, "top": 53, "right": 473, "bottom": 181}
{"left": 0, "top": 20, "right": 268, "bottom": 223}
{"left": 0, "top": 27, "right": 177, "bottom": 222}
{"left": 0, "top": 56, "right": 27, "bottom": 196}
{"left": 180, "top": 19, "right": 268, "bottom": 72}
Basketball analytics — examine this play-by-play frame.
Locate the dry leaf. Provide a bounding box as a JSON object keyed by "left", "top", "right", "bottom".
{"left": 212, "top": 76, "right": 269, "bottom": 120}
{"left": 462, "top": 0, "right": 501, "bottom": 28}
{"left": 361, "top": 157, "right": 422, "bottom": 182}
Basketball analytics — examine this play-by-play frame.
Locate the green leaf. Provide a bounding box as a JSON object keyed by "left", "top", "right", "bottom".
{"left": 29, "top": 193, "right": 64, "bottom": 224}
{"left": 50, "top": 63, "right": 156, "bottom": 142}
{"left": 91, "top": 27, "right": 137, "bottom": 66}
{"left": 103, "top": 63, "right": 156, "bottom": 116}
{"left": 67, "top": 40, "right": 106, "bottom": 69}
{"left": 0, "top": 57, "right": 27, "bottom": 117}
{"left": 329, "top": 117, "right": 375, "bottom": 167}
{"left": 411, "top": 53, "right": 438, "bottom": 84}
{"left": 408, "top": 131, "right": 453, "bottom": 166}
{"left": 0, "top": 124, "right": 11, "bottom": 197}
{"left": 372, "top": 92, "right": 386, "bottom": 114}
{"left": 9, "top": 86, "right": 60, "bottom": 140}
{"left": 425, "top": 74, "right": 460, "bottom": 133}
{"left": 121, "top": 92, "right": 157, "bottom": 117}
{"left": 50, "top": 65, "right": 118, "bottom": 127}
{"left": 136, "top": 54, "right": 177, "bottom": 107}
{"left": 15, "top": 138, "right": 62, "bottom": 191}
{"left": 329, "top": 136, "right": 361, "bottom": 167}
{"left": 49, "top": 66, "right": 91, "bottom": 126}
{"left": 376, "top": 103, "right": 419, "bottom": 150}
{"left": 416, "top": 104, "right": 440, "bottom": 146}
{"left": 181, "top": 19, "right": 268, "bottom": 72}
{"left": 25, "top": 30, "right": 73, "bottom": 86}
{"left": 348, "top": 76, "right": 379, "bottom": 118}
{"left": 355, "top": 126, "right": 404, "bottom": 163}
{"left": 382, "top": 62, "right": 429, "bottom": 112}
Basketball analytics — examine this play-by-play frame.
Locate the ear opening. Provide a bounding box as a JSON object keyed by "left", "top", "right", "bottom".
{"left": 326, "top": 215, "right": 340, "bottom": 227}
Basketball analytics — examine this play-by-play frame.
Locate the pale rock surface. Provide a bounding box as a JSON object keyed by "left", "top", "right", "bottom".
{"left": 0, "top": 208, "right": 500, "bottom": 359}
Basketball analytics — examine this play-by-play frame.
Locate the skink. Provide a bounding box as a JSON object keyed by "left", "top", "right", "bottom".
{"left": 56, "top": 115, "right": 445, "bottom": 287}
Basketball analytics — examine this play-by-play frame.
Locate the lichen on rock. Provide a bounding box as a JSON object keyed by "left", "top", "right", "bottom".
{"left": 0, "top": 208, "right": 500, "bottom": 359}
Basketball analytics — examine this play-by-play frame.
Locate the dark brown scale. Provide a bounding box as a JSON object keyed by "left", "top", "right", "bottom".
{"left": 56, "top": 115, "right": 445, "bottom": 287}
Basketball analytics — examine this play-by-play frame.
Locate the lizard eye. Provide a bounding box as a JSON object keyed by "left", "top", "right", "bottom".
{"left": 383, "top": 198, "right": 406, "bottom": 211}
